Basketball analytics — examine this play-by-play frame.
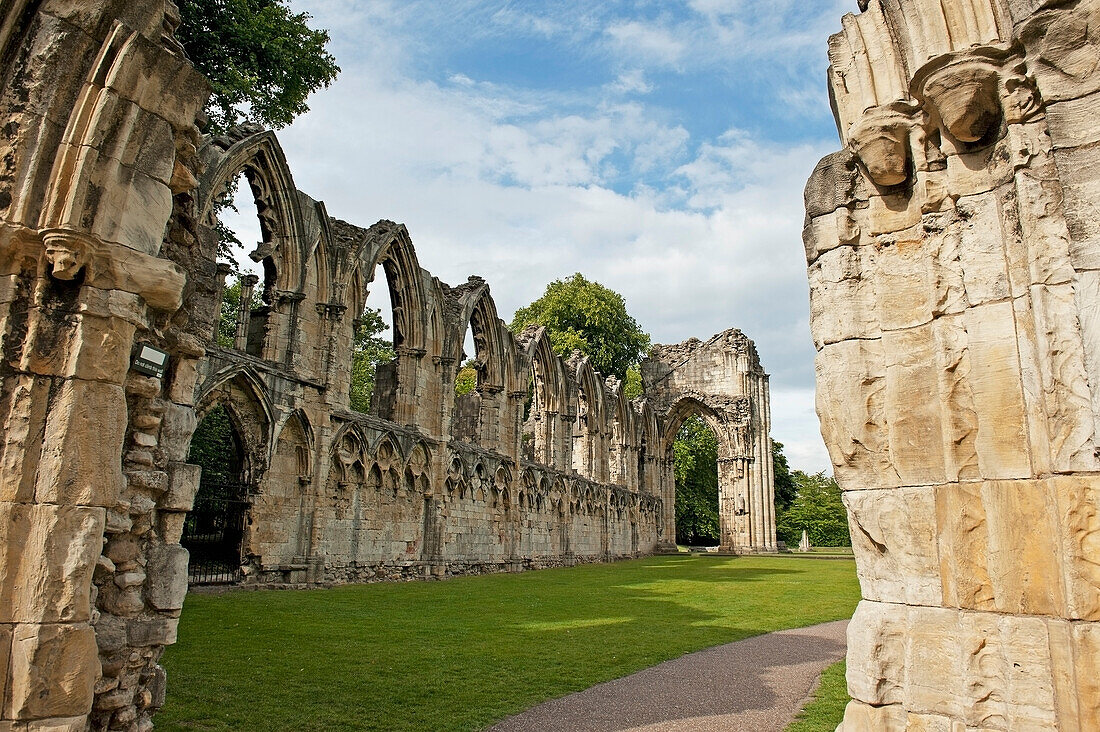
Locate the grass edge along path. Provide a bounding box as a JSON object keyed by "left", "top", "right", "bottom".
{"left": 786, "top": 659, "right": 850, "bottom": 732}
{"left": 159, "top": 554, "right": 858, "bottom": 732}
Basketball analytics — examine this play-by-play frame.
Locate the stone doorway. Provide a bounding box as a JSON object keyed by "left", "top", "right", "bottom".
{"left": 184, "top": 405, "right": 252, "bottom": 584}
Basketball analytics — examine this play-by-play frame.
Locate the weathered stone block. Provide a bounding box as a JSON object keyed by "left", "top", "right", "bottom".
{"left": 1050, "top": 476, "right": 1100, "bottom": 621}
{"left": 883, "top": 325, "right": 946, "bottom": 486}
{"left": 839, "top": 699, "right": 906, "bottom": 731}
{"left": 35, "top": 379, "right": 126, "bottom": 507}
{"left": 159, "top": 403, "right": 196, "bottom": 462}
{"left": 145, "top": 544, "right": 189, "bottom": 611}
{"left": 7, "top": 622, "right": 98, "bottom": 720}
{"left": 0, "top": 503, "right": 104, "bottom": 624}
{"left": 934, "top": 482, "right": 994, "bottom": 611}
{"left": 845, "top": 488, "right": 941, "bottom": 606}
{"left": 961, "top": 302, "right": 1032, "bottom": 479}
{"left": 0, "top": 375, "right": 49, "bottom": 503}
{"left": 815, "top": 339, "right": 898, "bottom": 491}
{"left": 160, "top": 462, "right": 201, "bottom": 511}
{"left": 126, "top": 616, "right": 178, "bottom": 647}
{"left": 845, "top": 600, "right": 905, "bottom": 706}
{"left": 808, "top": 245, "right": 880, "bottom": 348}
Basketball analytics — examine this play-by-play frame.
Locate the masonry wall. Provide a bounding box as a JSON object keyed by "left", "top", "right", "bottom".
{"left": 0, "top": 2, "right": 776, "bottom": 729}
{"left": 806, "top": 0, "right": 1100, "bottom": 728}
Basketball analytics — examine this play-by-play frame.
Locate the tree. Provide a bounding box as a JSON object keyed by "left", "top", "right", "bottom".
{"left": 772, "top": 440, "right": 797, "bottom": 509}
{"left": 349, "top": 308, "right": 395, "bottom": 413}
{"left": 455, "top": 360, "right": 478, "bottom": 397}
{"left": 673, "top": 416, "right": 720, "bottom": 545}
{"left": 215, "top": 277, "right": 264, "bottom": 348}
{"left": 510, "top": 273, "right": 650, "bottom": 381}
{"left": 178, "top": 0, "right": 340, "bottom": 134}
{"left": 775, "top": 471, "right": 851, "bottom": 547}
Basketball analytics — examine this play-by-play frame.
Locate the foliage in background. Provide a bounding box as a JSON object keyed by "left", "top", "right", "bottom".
{"left": 510, "top": 273, "right": 650, "bottom": 381}
{"left": 776, "top": 471, "right": 851, "bottom": 547}
{"left": 455, "top": 359, "right": 478, "bottom": 397}
{"left": 622, "top": 364, "right": 643, "bottom": 400}
{"left": 349, "top": 308, "right": 395, "bottom": 413}
{"left": 674, "top": 416, "right": 720, "bottom": 545}
{"left": 160, "top": 555, "right": 860, "bottom": 731}
{"left": 186, "top": 405, "right": 241, "bottom": 487}
{"left": 178, "top": 0, "right": 340, "bottom": 134}
{"left": 215, "top": 278, "right": 264, "bottom": 348}
{"left": 772, "top": 439, "right": 797, "bottom": 509}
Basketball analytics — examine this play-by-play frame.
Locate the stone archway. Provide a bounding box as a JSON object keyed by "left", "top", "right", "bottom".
{"left": 642, "top": 329, "right": 776, "bottom": 553}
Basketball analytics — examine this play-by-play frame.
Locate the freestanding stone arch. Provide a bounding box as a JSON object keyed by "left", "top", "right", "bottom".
{"left": 806, "top": 0, "right": 1100, "bottom": 728}
{"left": 642, "top": 329, "right": 776, "bottom": 552}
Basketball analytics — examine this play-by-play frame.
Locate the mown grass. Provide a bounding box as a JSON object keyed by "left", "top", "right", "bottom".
{"left": 787, "top": 660, "right": 850, "bottom": 732}
{"left": 159, "top": 555, "right": 858, "bottom": 731}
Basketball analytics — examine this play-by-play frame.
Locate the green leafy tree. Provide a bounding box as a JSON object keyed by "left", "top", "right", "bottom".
{"left": 776, "top": 471, "right": 851, "bottom": 547}
{"left": 349, "top": 308, "right": 395, "bottom": 413}
{"left": 215, "top": 277, "right": 264, "bottom": 348}
{"left": 178, "top": 0, "right": 340, "bottom": 134}
{"left": 772, "top": 439, "right": 797, "bottom": 509}
{"left": 673, "top": 416, "right": 720, "bottom": 545}
{"left": 622, "top": 364, "right": 643, "bottom": 400}
{"left": 455, "top": 360, "right": 478, "bottom": 397}
{"left": 187, "top": 405, "right": 243, "bottom": 493}
{"left": 510, "top": 273, "right": 650, "bottom": 381}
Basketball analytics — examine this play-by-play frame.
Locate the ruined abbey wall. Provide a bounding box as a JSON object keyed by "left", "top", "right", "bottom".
{"left": 807, "top": 0, "right": 1100, "bottom": 728}
{"left": 0, "top": 2, "right": 775, "bottom": 729}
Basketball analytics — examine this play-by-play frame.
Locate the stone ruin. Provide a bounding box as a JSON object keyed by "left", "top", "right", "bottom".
{"left": 0, "top": 2, "right": 775, "bottom": 728}
{"left": 807, "top": 0, "right": 1100, "bottom": 728}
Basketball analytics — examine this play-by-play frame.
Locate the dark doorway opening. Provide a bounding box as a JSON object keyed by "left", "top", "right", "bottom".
{"left": 183, "top": 405, "right": 250, "bottom": 584}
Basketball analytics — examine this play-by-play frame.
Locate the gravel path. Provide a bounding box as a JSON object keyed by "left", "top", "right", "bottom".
{"left": 487, "top": 620, "right": 849, "bottom": 732}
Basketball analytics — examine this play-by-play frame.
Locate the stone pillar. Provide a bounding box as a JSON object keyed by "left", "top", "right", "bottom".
{"left": 212, "top": 262, "right": 234, "bottom": 341}
{"left": 234, "top": 273, "right": 259, "bottom": 351}
{"left": 0, "top": 3, "right": 208, "bottom": 730}
{"left": 807, "top": 2, "right": 1100, "bottom": 727}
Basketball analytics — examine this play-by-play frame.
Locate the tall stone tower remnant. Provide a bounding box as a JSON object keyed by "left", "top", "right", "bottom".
{"left": 805, "top": 0, "right": 1100, "bottom": 728}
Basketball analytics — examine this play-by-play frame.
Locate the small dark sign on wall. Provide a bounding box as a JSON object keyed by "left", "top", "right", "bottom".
{"left": 132, "top": 344, "right": 169, "bottom": 379}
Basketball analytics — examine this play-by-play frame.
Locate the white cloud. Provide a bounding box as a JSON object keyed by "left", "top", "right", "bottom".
{"left": 607, "top": 69, "right": 653, "bottom": 95}
{"left": 605, "top": 21, "right": 686, "bottom": 67}
{"left": 237, "top": 0, "right": 847, "bottom": 473}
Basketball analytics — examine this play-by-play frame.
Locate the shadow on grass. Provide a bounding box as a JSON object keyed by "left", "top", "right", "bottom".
{"left": 158, "top": 555, "right": 858, "bottom": 732}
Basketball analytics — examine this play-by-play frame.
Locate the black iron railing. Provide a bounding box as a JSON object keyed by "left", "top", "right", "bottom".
{"left": 182, "top": 482, "right": 249, "bottom": 584}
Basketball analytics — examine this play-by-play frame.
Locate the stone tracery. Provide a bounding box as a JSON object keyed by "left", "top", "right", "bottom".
{"left": 0, "top": 2, "right": 775, "bottom": 729}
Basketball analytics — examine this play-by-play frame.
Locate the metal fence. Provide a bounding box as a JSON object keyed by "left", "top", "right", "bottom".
{"left": 182, "top": 482, "right": 249, "bottom": 584}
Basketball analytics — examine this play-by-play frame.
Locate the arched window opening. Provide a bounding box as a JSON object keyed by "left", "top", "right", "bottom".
{"left": 212, "top": 171, "right": 272, "bottom": 355}
{"left": 350, "top": 261, "right": 396, "bottom": 415}
{"left": 673, "top": 415, "right": 719, "bottom": 548}
{"left": 183, "top": 405, "right": 250, "bottom": 584}
{"left": 520, "top": 368, "right": 536, "bottom": 461}
{"left": 452, "top": 324, "right": 482, "bottom": 444}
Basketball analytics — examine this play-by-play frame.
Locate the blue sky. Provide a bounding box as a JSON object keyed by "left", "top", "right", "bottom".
{"left": 225, "top": 0, "right": 856, "bottom": 472}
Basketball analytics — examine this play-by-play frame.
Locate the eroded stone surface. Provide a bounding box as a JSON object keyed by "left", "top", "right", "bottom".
{"left": 809, "top": 1, "right": 1100, "bottom": 729}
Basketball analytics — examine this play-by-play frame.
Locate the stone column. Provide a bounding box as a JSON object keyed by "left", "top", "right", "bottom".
{"left": 212, "top": 262, "right": 234, "bottom": 342}
{"left": 234, "top": 273, "right": 259, "bottom": 352}
{"left": 807, "top": 2, "right": 1100, "bottom": 727}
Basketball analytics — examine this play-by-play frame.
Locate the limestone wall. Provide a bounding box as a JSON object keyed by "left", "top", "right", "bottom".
{"left": 806, "top": 0, "right": 1100, "bottom": 728}
{"left": 0, "top": 2, "right": 774, "bottom": 728}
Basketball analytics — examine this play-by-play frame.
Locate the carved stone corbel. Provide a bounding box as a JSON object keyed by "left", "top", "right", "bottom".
{"left": 911, "top": 47, "right": 1039, "bottom": 145}
{"left": 846, "top": 101, "right": 921, "bottom": 187}
{"left": 38, "top": 228, "right": 187, "bottom": 310}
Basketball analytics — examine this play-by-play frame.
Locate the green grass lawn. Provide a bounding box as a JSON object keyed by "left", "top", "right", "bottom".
{"left": 159, "top": 555, "right": 858, "bottom": 731}
{"left": 787, "top": 660, "right": 850, "bottom": 732}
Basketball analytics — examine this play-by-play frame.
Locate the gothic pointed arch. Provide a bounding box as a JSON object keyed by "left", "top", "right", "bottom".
{"left": 448, "top": 278, "right": 509, "bottom": 392}
{"left": 355, "top": 220, "right": 427, "bottom": 353}
{"left": 198, "top": 126, "right": 309, "bottom": 297}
